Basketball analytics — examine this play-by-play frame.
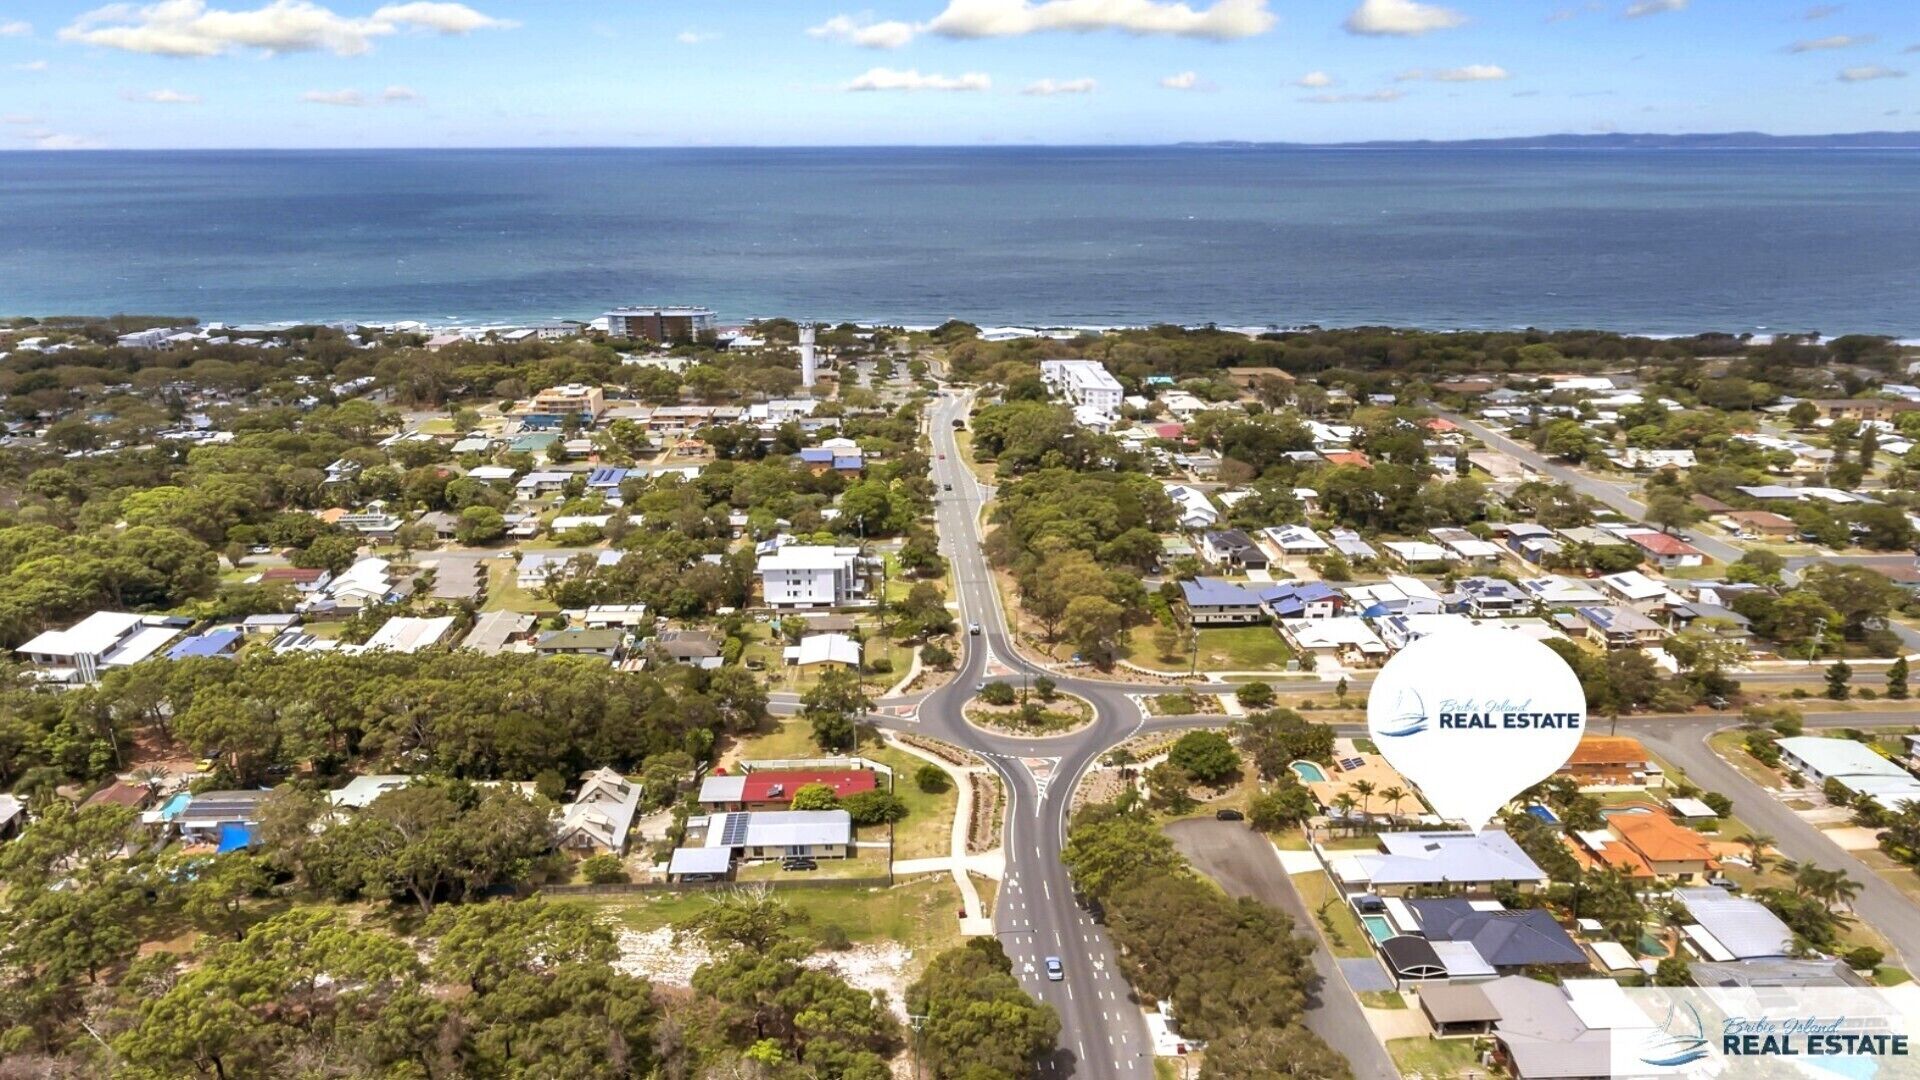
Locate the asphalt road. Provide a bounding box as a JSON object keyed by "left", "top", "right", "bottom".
{"left": 1165, "top": 819, "right": 1402, "bottom": 1080}
{"left": 917, "top": 390, "right": 1158, "bottom": 1079}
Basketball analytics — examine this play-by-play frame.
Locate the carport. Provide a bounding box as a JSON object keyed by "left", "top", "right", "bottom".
{"left": 1379, "top": 935, "right": 1448, "bottom": 981}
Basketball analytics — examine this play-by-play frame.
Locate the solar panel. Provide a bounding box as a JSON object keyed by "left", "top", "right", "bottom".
{"left": 720, "top": 814, "right": 750, "bottom": 846}
{"left": 1340, "top": 757, "right": 1365, "bottom": 772}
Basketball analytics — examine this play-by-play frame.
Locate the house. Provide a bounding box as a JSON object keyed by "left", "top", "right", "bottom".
{"left": 1200, "top": 530, "right": 1269, "bottom": 571}
{"left": 1281, "top": 617, "right": 1389, "bottom": 666}
{"left": 1448, "top": 577, "right": 1530, "bottom": 618}
{"left": 1675, "top": 886, "right": 1794, "bottom": 960}
{"left": 1376, "top": 612, "right": 1474, "bottom": 652}
{"left": 1664, "top": 602, "right": 1752, "bottom": 646}
{"left": 1327, "top": 528, "right": 1378, "bottom": 562}
{"left": 1595, "top": 571, "right": 1670, "bottom": 612}
{"left": 1724, "top": 510, "right": 1796, "bottom": 539}
{"left": 1180, "top": 577, "right": 1268, "bottom": 626}
{"left": 1619, "top": 448, "right": 1696, "bottom": 470}
{"left": 795, "top": 613, "right": 858, "bottom": 637}
{"left": 463, "top": 610, "right": 536, "bottom": 655}
{"left": 0, "top": 794, "right": 23, "bottom": 841}
{"left": 14, "top": 612, "right": 190, "bottom": 685}
{"left": 175, "top": 790, "right": 271, "bottom": 846}
{"left": 535, "top": 628, "right": 626, "bottom": 661}
{"left": 1810, "top": 398, "right": 1920, "bottom": 423}
{"left": 1163, "top": 484, "right": 1220, "bottom": 530}
{"left": 1329, "top": 831, "right": 1548, "bottom": 896}
{"left": 784, "top": 632, "right": 862, "bottom": 669}
{"left": 515, "top": 470, "right": 571, "bottom": 497}
{"left": 1405, "top": 899, "right": 1588, "bottom": 972}
{"left": 1588, "top": 814, "right": 1717, "bottom": 881}
{"left": 1259, "top": 581, "right": 1345, "bottom": 620}
{"left": 467, "top": 465, "right": 517, "bottom": 485}
{"left": 1431, "top": 528, "right": 1504, "bottom": 567}
{"left": 1346, "top": 576, "right": 1445, "bottom": 618}
{"left": 256, "top": 566, "right": 333, "bottom": 593}
{"left": 336, "top": 511, "right": 403, "bottom": 539}
{"left": 328, "top": 775, "right": 413, "bottom": 810}
{"left": 166, "top": 628, "right": 244, "bottom": 661}
{"left": 686, "top": 809, "right": 853, "bottom": 861}
{"left": 757, "top": 546, "right": 867, "bottom": 609}
{"left": 1625, "top": 531, "right": 1705, "bottom": 569}
{"left": 84, "top": 780, "right": 157, "bottom": 812}
{"left": 697, "top": 768, "right": 879, "bottom": 811}
{"left": 1382, "top": 540, "right": 1454, "bottom": 567}
{"left": 652, "top": 629, "right": 725, "bottom": 669}
{"left": 516, "top": 552, "right": 579, "bottom": 590}
{"left": 322, "top": 557, "right": 398, "bottom": 609}
{"left": 521, "top": 383, "right": 607, "bottom": 429}
{"left": 1556, "top": 736, "right": 1661, "bottom": 789}
{"left": 1773, "top": 737, "right": 1920, "bottom": 811}
{"left": 582, "top": 604, "right": 650, "bottom": 629}
{"left": 1478, "top": 976, "right": 1617, "bottom": 1080}
{"left": 556, "top": 767, "right": 643, "bottom": 855}
{"left": 1262, "top": 525, "right": 1327, "bottom": 561}
{"left": 1519, "top": 576, "right": 1607, "bottom": 608}
{"left": 1574, "top": 605, "right": 1665, "bottom": 649}
{"left": 357, "top": 615, "right": 455, "bottom": 654}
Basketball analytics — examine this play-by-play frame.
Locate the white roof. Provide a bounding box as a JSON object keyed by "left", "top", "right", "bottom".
{"left": 467, "top": 465, "right": 517, "bottom": 481}
{"left": 1776, "top": 736, "right": 1911, "bottom": 780}
{"left": 17, "top": 611, "right": 138, "bottom": 656}
{"left": 1383, "top": 541, "right": 1453, "bottom": 562}
{"left": 1667, "top": 796, "right": 1718, "bottom": 818}
{"left": 1598, "top": 571, "right": 1667, "bottom": 601}
{"left": 698, "top": 775, "right": 748, "bottom": 803}
{"left": 328, "top": 775, "right": 413, "bottom": 808}
{"left": 1284, "top": 617, "right": 1388, "bottom": 654}
{"left": 1563, "top": 979, "right": 1651, "bottom": 1031}
{"left": 1521, "top": 576, "right": 1607, "bottom": 605}
{"left": 785, "top": 633, "right": 862, "bottom": 667}
{"left": 1589, "top": 941, "right": 1639, "bottom": 972}
{"left": 559, "top": 767, "right": 643, "bottom": 851}
{"left": 1676, "top": 886, "right": 1794, "bottom": 959}
{"left": 1264, "top": 525, "right": 1328, "bottom": 551}
{"left": 704, "top": 809, "right": 851, "bottom": 849}
{"left": 668, "top": 846, "right": 733, "bottom": 875}
{"left": 757, "top": 545, "right": 857, "bottom": 571}
{"left": 356, "top": 616, "right": 455, "bottom": 654}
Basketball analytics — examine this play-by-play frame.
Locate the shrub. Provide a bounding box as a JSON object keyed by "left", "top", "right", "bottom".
{"left": 817, "top": 924, "right": 853, "bottom": 951}
{"left": 790, "top": 783, "right": 840, "bottom": 811}
{"left": 1701, "top": 791, "right": 1734, "bottom": 818}
{"left": 843, "top": 790, "right": 909, "bottom": 825}
{"left": 1236, "top": 681, "right": 1275, "bottom": 709}
{"left": 914, "top": 763, "right": 951, "bottom": 793}
{"left": 580, "top": 853, "right": 629, "bottom": 885}
{"left": 1845, "top": 946, "right": 1885, "bottom": 971}
{"left": 979, "top": 681, "right": 1017, "bottom": 707}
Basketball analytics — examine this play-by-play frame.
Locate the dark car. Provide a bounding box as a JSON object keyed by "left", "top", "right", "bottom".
{"left": 1215, "top": 809, "right": 1245, "bottom": 822}
{"left": 781, "top": 857, "right": 818, "bottom": 872}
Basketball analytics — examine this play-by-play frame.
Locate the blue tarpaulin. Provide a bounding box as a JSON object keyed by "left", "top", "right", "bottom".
{"left": 215, "top": 824, "right": 254, "bottom": 853}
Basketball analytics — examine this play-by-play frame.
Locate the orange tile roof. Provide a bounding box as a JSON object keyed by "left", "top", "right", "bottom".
{"left": 1610, "top": 814, "right": 1716, "bottom": 865}
{"left": 1590, "top": 841, "right": 1655, "bottom": 879}
{"left": 1565, "top": 736, "right": 1650, "bottom": 768}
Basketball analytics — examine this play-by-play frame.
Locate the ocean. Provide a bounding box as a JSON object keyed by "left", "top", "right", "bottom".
{"left": 2, "top": 146, "right": 1917, "bottom": 336}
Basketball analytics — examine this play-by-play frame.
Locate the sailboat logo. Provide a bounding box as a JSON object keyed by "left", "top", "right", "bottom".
{"left": 1638, "top": 1001, "right": 1712, "bottom": 1068}
{"left": 1376, "top": 688, "right": 1429, "bottom": 738}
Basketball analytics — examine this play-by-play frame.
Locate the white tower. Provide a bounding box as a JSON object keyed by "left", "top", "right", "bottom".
{"left": 798, "top": 326, "right": 817, "bottom": 390}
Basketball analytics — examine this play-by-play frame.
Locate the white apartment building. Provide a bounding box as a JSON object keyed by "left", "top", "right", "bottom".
{"left": 1039, "top": 360, "right": 1124, "bottom": 416}
{"left": 757, "top": 545, "right": 867, "bottom": 609}
{"left": 14, "top": 612, "right": 188, "bottom": 684}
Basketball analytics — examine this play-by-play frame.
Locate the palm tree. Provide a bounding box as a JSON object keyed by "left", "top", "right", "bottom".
{"left": 1332, "top": 793, "right": 1359, "bottom": 835}
{"left": 1381, "top": 785, "right": 1408, "bottom": 823}
{"left": 1351, "top": 780, "right": 1377, "bottom": 821}
{"left": 1738, "top": 832, "right": 1775, "bottom": 876}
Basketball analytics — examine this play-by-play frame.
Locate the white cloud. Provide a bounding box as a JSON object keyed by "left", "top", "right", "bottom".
{"left": 1623, "top": 0, "right": 1687, "bottom": 18}
{"left": 1159, "top": 70, "right": 1201, "bottom": 89}
{"left": 1022, "top": 76, "right": 1097, "bottom": 94}
{"left": 1302, "top": 88, "right": 1406, "bottom": 103}
{"left": 1838, "top": 65, "right": 1906, "bottom": 81}
{"left": 1398, "top": 64, "right": 1508, "bottom": 81}
{"left": 14, "top": 59, "right": 49, "bottom": 71}
{"left": 59, "top": 0, "right": 513, "bottom": 58}
{"left": 1802, "top": 4, "right": 1842, "bottom": 17}
{"left": 15, "top": 130, "right": 105, "bottom": 149}
{"left": 125, "top": 87, "right": 203, "bottom": 103}
{"left": 807, "top": 14, "right": 919, "bottom": 48}
{"left": 845, "top": 67, "right": 991, "bottom": 91}
{"left": 1789, "top": 34, "right": 1872, "bottom": 51}
{"left": 1294, "top": 70, "right": 1334, "bottom": 87}
{"left": 1344, "top": 0, "right": 1465, "bottom": 36}
{"left": 2, "top": 114, "right": 39, "bottom": 124}
{"left": 675, "top": 29, "right": 717, "bottom": 45}
{"left": 301, "top": 87, "right": 366, "bottom": 105}
{"left": 380, "top": 83, "right": 418, "bottom": 101}
{"left": 0, "top": 19, "right": 31, "bottom": 36}
{"left": 927, "top": 0, "right": 1274, "bottom": 41}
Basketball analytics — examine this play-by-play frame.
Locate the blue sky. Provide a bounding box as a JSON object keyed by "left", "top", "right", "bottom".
{"left": 1, "top": 0, "right": 1915, "bottom": 148}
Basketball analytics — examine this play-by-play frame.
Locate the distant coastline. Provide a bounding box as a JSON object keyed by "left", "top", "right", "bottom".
{"left": 1177, "top": 131, "right": 1920, "bottom": 151}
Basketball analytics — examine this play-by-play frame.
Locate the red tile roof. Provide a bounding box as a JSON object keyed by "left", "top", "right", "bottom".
{"left": 740, "top": 769, "right": 877, "bottom": 803}
{"left": 1628, "top": 532, "right": 1703, "bottom": 557}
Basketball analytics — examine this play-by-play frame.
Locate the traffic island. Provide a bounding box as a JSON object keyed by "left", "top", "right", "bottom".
{"left": 961, "top": 687, "right": 1094, "bottom": 738}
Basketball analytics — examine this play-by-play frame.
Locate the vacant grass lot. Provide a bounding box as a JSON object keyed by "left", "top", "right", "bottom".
{"left": 1125, "top": 625, "right": 1295, "bottom": 673}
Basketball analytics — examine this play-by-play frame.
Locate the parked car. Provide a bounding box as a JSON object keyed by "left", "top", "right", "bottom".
{"left": 1215, "top": 808, "right": 1245, "bottom": 822}
{"left": 1044, "top": 957, "right": 1064, "bottom": 981}
{"left": 781, "top": 857, "right": 818, "bottom": 872}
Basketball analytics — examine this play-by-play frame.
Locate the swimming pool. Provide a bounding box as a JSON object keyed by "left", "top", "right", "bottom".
{"left": 1362, "top": 915, "right": 1395, "bottom": 943}
{"left": 1290, "top": 761, "right": 1328, "bottom": 783}
{"left": 159, "top": 793, "right": 191, "bottom": 820}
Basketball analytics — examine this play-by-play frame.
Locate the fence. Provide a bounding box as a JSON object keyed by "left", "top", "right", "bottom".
{"left": 539, "top": 873, "right": 895, "bottom": 897}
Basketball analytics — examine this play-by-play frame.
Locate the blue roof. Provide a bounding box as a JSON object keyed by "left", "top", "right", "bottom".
{"left": 586, "top": 466, "right": 628, "bottom": 486}
{"left": 1181, "top": 577, "right": 1263, "bottom": 608}
{"left": 832, "top": 455, "right": 864, "bottom": 469}
{"left": 167, "top": 629, "right": 243, "bottom": 660}
{"left": 1259, "top": 581, "right": 1340, "bottom": 604}
{"left": 1406, "top": 900, "right": 1586, "bottom": 967}
{"left": 798, "top": 448, "right": 834, "bottom": 463}
{"left": 215, "top": 824, "right": 254, "bottom": 854}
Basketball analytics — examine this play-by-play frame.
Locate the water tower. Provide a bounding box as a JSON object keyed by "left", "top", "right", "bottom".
{"left": 798, "top": 326, "right": 817, "bottom": 389}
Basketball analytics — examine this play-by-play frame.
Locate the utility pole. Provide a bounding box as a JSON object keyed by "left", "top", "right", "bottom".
{"left": 1809, "top": 617, "right": 1827, "bottom": 666}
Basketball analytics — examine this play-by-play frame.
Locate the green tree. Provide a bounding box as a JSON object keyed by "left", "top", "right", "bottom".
{"left": 914, "top": 764, "right": 951, "bottom": 793}
{"left": 842, "top": 789, "right": 908, "bottom": 825}
{"left": 906, "top": 940, "right": 1059, "bottom": 1080}
{"left": 180, "top": 851, "right": 275, "bottom": 942}
{"left": 1249, "top": 778, "right": 1317, "bottom": 832}
{"left": 1827, "top": 661, "right": 1854, "bottom": 701}
{"left": 1890, "top": 657, "right": 1911, "bottom": 700}
{"left": 455, "top": 505, "right": 507, "bottom": 545}
{"left": 802, "top": 669, "right": 871, "bottom": 753}
{"left": 1167, "top": 729, "right": 1241, "bottom": 786}
{"left": 1236, "top": 680, "right": 1275, "bottom": 709}
{"left": 790, "top": 782, "right": 841, "bottom": 811}
{"left": 1201, "top": 1024, "right": 1354, "bottom": 1079}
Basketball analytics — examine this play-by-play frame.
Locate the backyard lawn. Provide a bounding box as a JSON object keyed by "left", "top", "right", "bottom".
{"left": 480, "top": 560, "right": 559, "bottom": 614}
{"left": 551, "top": 875, "right": 965, "bottom": 957}
{"left": 1387, "top": 1036, "right": 1488, "bottom": 1079}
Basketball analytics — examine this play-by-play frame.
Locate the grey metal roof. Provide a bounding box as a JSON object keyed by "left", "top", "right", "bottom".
{"left": 1409, "top": 900, "right": 1587, "bottom": 967}
{"left": 668, "top": 846, "right": 733, "bottom": 876}
{"left": 698, "top": 775, "right": 747, "bottom": 803}
{"left": 1676, "top": 887, "right": 1795, "bottom": 960}
{"left": 1362, "top": 831, "right": 1547, "bottom": 887}
{"left": 703, "top": 810, "right": 851, "bottom": 849}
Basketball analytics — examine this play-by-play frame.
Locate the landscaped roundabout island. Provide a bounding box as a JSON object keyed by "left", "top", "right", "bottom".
{"left": 961, "top": 678, "right": 1094, "bottom": 737}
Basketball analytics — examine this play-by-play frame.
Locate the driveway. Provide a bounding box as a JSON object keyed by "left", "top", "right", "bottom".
{"left": 1165, "top": 819, "right": 1401, "bottom": 1080}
